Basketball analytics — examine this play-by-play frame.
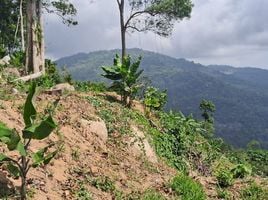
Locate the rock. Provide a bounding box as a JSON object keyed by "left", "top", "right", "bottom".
{"left": 0, "top": 55, "right": 10, "bottom": 65}
{"left": 81, "top": 118, "right": 108, "bottom": 142}
{"left": 129, "top": 126, "right": 158, "bottom": 163}
{"left": 3, "top": 67, "right": 20, "bottom": 77}
{"left": 89, "top": 165, "right": 99, "bottom": 176}
{"left": 49, "top": 83, "right": 75, "bottom": 94}
{"left": 11, "top": 88, "right": 18, "bottom": 94}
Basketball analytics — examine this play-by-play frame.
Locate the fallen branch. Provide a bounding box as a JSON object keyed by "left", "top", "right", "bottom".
{"left": 14, "top": 71, "right": 44, "bottom": 82}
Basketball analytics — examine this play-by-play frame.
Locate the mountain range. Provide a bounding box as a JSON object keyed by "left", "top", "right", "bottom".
{"left": 56, "top": 48, "right": 268, "bottom": 149}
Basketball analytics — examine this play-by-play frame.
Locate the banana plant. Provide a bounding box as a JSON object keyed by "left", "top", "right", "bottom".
{"left": 0, "top": 82, "right": 59, "bottom": 200}
{"left": 102, "top": 54, "right": 143, "bottom": 106}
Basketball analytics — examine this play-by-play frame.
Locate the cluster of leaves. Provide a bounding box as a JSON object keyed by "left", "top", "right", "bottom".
{"left": 102, "top": 54, "right": 143, "bottom": 107}
{"left": 199, "top": 99, "right": 216, "bottom": 138}
{"left": 9, "top": 51, "right": 26, "bottom": 68}
{"left": 0, "top": 83, "right": 59, "bottom": 199}
{"left": 240, "top": 182, "right": 268, "bottom": 200}
{"left": 151, "top": 111, "right": 220, "bottom": 173}
{"left": 246, "top": 149, "right": 268, "bottom": 176}
{"left": 144, "top": 86, "right": 167, "bottom": 114}
{"left": 213, "top": 157, "right": 252, "bottom": 188}
{"left": 0, "top": 0, "right": 19, "bottom": 53}
{"left": 169, "top": 174, "right": 206, "bottom": 200}
{"left": 126, "top": 0, "right": 193, "bottom": 37}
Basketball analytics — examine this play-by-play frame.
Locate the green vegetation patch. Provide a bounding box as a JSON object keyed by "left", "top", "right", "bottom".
{"left": 169, "top": 174, "right": 206, "bottom": 200}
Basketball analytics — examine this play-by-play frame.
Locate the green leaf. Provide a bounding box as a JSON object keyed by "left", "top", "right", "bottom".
{"left": 32, "top": 148, "right": 45, "bottom": 168}
{"left": 7, "top": 162, "right": 20, "bottom": 179}
{"left": 23, "top": 82, "right": 37, "bottom": 127}
{"left": 0, "top": 124, "right": 22, "bottom": 151}
{"left": 32, "top": 144, "right": 58, "bottom": 167}
{"left": 23, "top": 115, "right": 56, "bottom": 140}
{"left": 16, "top": 141, "right": 26, "bottom": 156}
{"left": 0, "top": 153, "right": 12, "bottom": 162}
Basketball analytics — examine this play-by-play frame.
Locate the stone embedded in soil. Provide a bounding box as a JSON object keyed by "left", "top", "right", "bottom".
{"left": 129, "top": 126, "right": 158, "bottom": 163}
{"left": 80, "top": 118, "right": 108, "bottom": 143}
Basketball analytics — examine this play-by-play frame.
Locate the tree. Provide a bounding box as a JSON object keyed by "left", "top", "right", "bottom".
{"left": 0, "top": 0, "right": 19, "bottom": 54}
{"left": 116, "top": 0, "right": 193, "bottom": 58}
{"left": 199, "top": 99, "right": 216, "bottom": 123}
{"left": 0, "top": 0, "right": 77, "bottom": 75}
{"left": 199, "top": 99, "right": 216, "bottom": 137}
{"left": 25, "top": 0, "right": 77, "bottom": 74}
{"left": 102, "top": 54, "right": 143, "bottom": 106}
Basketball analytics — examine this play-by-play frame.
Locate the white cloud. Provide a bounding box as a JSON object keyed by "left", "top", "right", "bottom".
{"left": 44, "top": 0, "right": 268, "bottom": 68}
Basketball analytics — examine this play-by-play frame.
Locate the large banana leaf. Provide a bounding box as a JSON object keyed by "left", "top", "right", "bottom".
{"left": 23, "top": 115, "right": 56, "bottom": 140}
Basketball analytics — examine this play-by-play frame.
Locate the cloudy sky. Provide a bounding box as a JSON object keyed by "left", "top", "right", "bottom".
{"left": 44, "top": 0, "right": 268, "bottom": 68}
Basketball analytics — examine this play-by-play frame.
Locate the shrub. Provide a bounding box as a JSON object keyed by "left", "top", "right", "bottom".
{"left": 144, "top": 86, "right": 167, "bottom": 114}
{"left": 216, "top": 170, "right": 234, "bottom": 187}
{"left": 231, "top": 164, "right": 251, "bottom": 178}
{"left": 216, "top": 188, "right": 231, "bottom": 199}
{"left": 36, "top": 59, "right": 62, "bottom": 88}
{"left": 9, "top": 51, "right": 25, "bottom": 68}
{"left": 169, "top": 174, "right": 206, "bottom": 200}
{"left": 0, "top": 83, "right": 60, "bottom": 199}
{"left": 246, "top": 149, "right": 268, "bottom": 176}
{"left": 75, "top": 81, "right": 107, "bottom": 93}
{"left": 240, "top": 182, "right": 268, "bottom": 200}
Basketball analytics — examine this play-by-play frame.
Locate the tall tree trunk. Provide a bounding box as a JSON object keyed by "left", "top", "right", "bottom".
{"left": 25, "top": 0, "right": 44, "bottom": 74}
{"left": 20, "top": 0, "right": 25, "bottom": 51}
{"left": 118, "top": 0, "right": 126, "bottom": 59}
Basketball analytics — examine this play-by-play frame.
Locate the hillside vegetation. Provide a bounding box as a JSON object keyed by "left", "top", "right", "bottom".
{"left": 56, "top": 48, "right": 268, "bottom": 148}
{"left": 0, "top": 65, "right": 267, "bottom": 199}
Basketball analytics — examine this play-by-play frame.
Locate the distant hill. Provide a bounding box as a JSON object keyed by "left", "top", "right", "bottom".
{"left": 56, "top": 48, "right": 268, "bottom": 149}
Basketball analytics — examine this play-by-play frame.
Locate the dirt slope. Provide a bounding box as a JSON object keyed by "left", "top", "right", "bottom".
{"left": 0, "top": 90, "right": 176, "bottom": 199}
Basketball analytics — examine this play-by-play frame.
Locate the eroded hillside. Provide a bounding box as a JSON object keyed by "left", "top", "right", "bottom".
{"left": 0, "top": 74, "right": 267, "bottom": 200}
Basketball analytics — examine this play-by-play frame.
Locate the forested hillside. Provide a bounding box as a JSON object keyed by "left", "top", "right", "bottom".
{"left": 57, "top": 48, "right": 268, "bottom": 148}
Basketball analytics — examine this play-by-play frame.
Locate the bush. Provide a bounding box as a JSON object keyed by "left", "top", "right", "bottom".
{"left": 217, "top": 188, "right": 231, "bottom": 199}
{"left": 36, "top": 59, "right": 62, "bottom": 88}
{"left": 9, "top": 51, "right": 25, "bottom": 68}
{"left": 75, "top": 81, "right": 107, "bottom": 93}
{"left": 169, "top": 174, "right": 206, "bottom": 200}
{"left": 231, "top": 164, "right": 251, "bottom": 178}
{"left": 246, "top": 149, "right": 268, "bottom": 176}
{"left": 240, "top": 182, "right": 268, "bottom": 200}
{"left": 144, "top": 87, "right": 167, "bottom": 112}
{"left": 216, "top": 170, "right": 234, "bottom": 187}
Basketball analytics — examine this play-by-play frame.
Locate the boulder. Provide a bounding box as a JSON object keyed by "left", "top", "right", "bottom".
{"left": 129, "top": 126, "right": 158, "bottom": 163}
{"left": 3, "top": 67, "right": 20, "bottom": 77}
{"left": 80, "top": 118, "right": 108, "bottom": 143}
{"left": 0, "top": 55, "right": 10, "bottom": 65}
{"left": 49, "top": 83, "right": 75, "bottom": 94}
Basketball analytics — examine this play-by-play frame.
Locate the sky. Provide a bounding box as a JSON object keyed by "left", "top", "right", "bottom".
{"left": 44, "top": 0, "right": 268, "bottom": 69}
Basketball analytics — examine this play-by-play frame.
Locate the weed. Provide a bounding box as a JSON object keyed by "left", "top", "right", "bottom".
{"left": 231, "top": 164, "right": 251, "bottom": 178}
{"left": 216, "top": 170, "right": 234, "bottom": 187}
{"left": 240, "top": 182, "right": 268, "bottom": 200}
{"left": 71, "top": 148, "right": 80, "bottom": 161}
{"left": 141, "top": 189, "right": 166, "bottom": 200}
{"left": 75, "top": 182, "right": 92, "bottom": 200}
{"left": 90, "top": 176, "right": 115, "bottom": 192}
{"left": 169, "top": 174, "right": 206, "bottom": 200}
{"left": 217, "top": 188, "right": 231, "bottom": 199}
